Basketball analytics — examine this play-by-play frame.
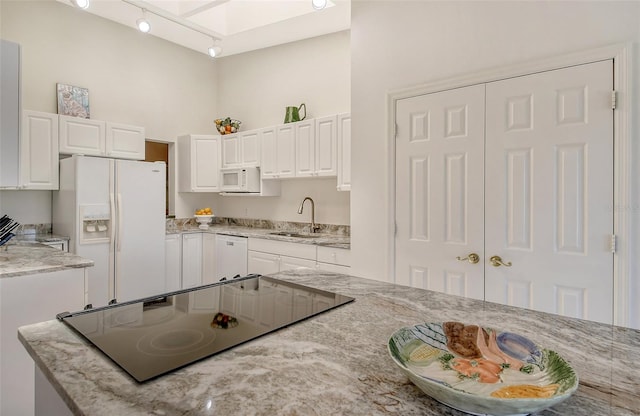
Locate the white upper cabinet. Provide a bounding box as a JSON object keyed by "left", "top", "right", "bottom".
{"left": 59, "top": 115, "right": 145, "bottom": 160}
{"left": 260, "top": 127, "right": 278, "bottom": 177}
{"left": 337, "top": 113, "right": 351, "bottom": 191}
{"left": 178, "top": 134, "right": 221, "bottom": 192}
{"left": 106, "top": 122, "right": 146, "bottom": 160}
{"left": 294, "top": 119, "right": 316, "bottom": 177}
{"left": 221, "top": 129, "right": 261, "bottom": 168}
{"left": 2, "top": 109, "right": 59, "bottom": 190}
{"left": 20, "top": 111, "right": 59, "bottom": 190}
{"left": 314, "top": 115, "right": 337, "bottom": 177}
{"left": 261, "top": 116, "right": 339, "bottom": 180}
{"left": 261, "top": 123, "right": 296, "bottom": 179}
{"left": 221, "top": 133, "right": 240, "bottom": 167}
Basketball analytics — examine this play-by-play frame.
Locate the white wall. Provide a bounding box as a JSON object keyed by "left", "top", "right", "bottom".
{"left": 350, "top": 1, "right": 640, "bottom": 326}
{"left": 0, "top": 0, "right": 219, "bottom": 223}
{"left": 214, "top": 31, "right": 351, "bottom": 224}
{"left": 216, "top": 30, "right": 350, "bottom": 129}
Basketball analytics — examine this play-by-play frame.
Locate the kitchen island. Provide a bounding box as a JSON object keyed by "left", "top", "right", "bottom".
{"left": 19, "top": 269, "right": 639, "bottom": 415}
{"left": 1, "top": 241, "right": 93, "bottom": 416}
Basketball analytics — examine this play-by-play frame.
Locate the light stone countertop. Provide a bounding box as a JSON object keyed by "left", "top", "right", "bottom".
{"left": 168, "top": 224, "right": 351, "bottom": 249}
{"left": 0, "top": 242, "right": 93, "bottom": 278}
{"left": 18, "top": 269, "right": 639, "bottom": 416}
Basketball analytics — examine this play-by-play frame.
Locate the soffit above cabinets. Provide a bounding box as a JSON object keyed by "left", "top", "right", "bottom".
{"left": 56, "top": 0, "right": 350, "bottom": 57}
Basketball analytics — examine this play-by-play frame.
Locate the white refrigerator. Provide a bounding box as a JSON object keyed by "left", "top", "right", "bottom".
{"left": 53, "top": 155, "right": 166, "bottom": 308}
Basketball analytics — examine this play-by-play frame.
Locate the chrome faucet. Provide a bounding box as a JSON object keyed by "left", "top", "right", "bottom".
{"left": 297, "top": 197, "right": 320, "bottom": 233}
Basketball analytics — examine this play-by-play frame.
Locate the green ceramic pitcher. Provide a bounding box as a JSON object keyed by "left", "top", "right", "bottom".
{"left": 284, "top": 103, "right": 306, "bottom": 123}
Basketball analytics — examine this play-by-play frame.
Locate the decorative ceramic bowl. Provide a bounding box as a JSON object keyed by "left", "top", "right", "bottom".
{"left": 194, "top": 215, "right": 214, "bottom": 230}
{"left": 388, "top": 322, "right": 578, "bottom": 416}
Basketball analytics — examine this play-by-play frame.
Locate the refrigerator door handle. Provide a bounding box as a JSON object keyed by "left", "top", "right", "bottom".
{"left": 109, "top": 192, "right": 116, "bottom": 252}
{"left": 117, "top": 193, "right": 123, "bottom": 253}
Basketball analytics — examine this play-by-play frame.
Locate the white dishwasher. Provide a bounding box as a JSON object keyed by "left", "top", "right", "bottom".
{"left": 215, "top": 234, "right": 248, "bottom": 280}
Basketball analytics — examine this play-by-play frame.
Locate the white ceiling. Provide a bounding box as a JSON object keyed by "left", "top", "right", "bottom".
{"left": 56, "top": 0, "right": 350, "bottom": 57}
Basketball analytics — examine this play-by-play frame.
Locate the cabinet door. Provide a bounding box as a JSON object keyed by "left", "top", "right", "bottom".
{"left": 193, "top": 136, "right": 220, "bottom": 191}
{"left": 295, "top": 120, "right": 315, "bottom": 177}
{"left": 106, "top": 122, "right": 145, "bottom": 160}
{"left": 337, "top": 113, "right": 351, "bottom": 191}
{"left": 181, "top": 233, "right": 203, "bottom": 289}
{"left": 202, "top": 233, "right": 216, "bottom": 284}
{"left": 240, "top": 130, "right": 260, "bottom": 167}
{"left": 260, "top": 127, "right": 278, "bottom": 178}
{"left": 248, "top": 250, "right": 280, "bottom": 275}
{"left": 21, "top": 111, "right": 59, "bottom": 190}
{"left": 178, "top": 135, "right": 221, "bottom": 192}
{"left": 59, "top": 115, "right": 105, "bottom": 156}
{"left": 165, "top": 234, "right": 182, "bottom": 292}
{"left": 315, "top": 115, "right": 337, "bottom": 177}
{"left": 222, "top": 133, "right": 240, "bottom": 168}
{"left": 316, "top": 262, "right": 351, "bottom": 274}
{"left": 276, "top": 124, "right": 296, "bottom": 178}
{"left": 280, "top": 255, "right": 316, "bottom": 272}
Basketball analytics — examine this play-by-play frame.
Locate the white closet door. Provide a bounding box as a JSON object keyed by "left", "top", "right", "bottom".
{"left": 485, "top": 60, "right": 614, "bottom": 324}
{"left": 395, "top": 84, "right": 485, "bottom": 300}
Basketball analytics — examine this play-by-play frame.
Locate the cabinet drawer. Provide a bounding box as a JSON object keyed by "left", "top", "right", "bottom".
{"left": 316, "top": 262, "right": 350, "bottom": 274}
{"left": 248, "top": 238, "right": 316, "bottom": 260}
{"left": 316, "top": 246, "right": 350, "bottom": 266}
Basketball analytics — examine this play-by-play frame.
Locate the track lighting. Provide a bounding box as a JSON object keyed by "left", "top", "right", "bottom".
{"left": 121, "top": 0, "right": 223, "bottom": 57}
{"left": 136, "top": 9, "right": 151, "bottom": 33}
{"left": 311, "top": 0, "right": 327, "bottom": 10}
{"left": 70, "top": 0, "right": 90, "bottom": 10}
{"left": 208, "top": 39, "right": 223, "bottom": 58}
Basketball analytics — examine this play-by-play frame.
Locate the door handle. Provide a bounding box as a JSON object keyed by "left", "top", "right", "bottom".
{"left": 456, "top": 253, "right": 480, "bottom": 264}
{"left": 490, "top": 255, "right": 512, "bottom": 267}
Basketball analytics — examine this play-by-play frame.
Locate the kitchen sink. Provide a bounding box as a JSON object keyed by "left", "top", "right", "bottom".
{"left": 268, "top": 231, "right": 320, "bottom": 238}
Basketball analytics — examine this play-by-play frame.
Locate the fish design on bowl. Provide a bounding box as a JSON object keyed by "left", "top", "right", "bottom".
{"left": 388, "top": 322, "right": 578, "bottom": 416}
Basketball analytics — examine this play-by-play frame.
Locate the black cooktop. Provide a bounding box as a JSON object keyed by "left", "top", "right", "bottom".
{"left": 57, "top": 275, "right": 354, "bottom": 382}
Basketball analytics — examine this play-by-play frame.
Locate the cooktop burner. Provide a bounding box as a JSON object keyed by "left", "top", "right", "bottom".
{"left": 57, "top": 275, "right": 354, "bottom": 382}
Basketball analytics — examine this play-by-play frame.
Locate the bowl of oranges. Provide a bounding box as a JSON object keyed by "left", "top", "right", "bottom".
{"left": 215, "top": 117, "right": 241, "bottom": 135}
{"left": 194, "top": 207, "right": 214, "bottom": 229}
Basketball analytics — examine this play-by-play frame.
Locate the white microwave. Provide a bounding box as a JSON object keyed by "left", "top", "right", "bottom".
{"left": 220, "top": 167, "right": 261, "bottom": 193}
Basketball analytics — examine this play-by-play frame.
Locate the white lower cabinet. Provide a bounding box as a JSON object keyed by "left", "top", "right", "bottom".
{"left": 247, "top": 237, "right": 350, "bottom": 275}
{"left": 1, "top": 268, "right": 86, "bottom": 416}
{"left": 248, "top": 238, "right": 317, "bottom": 275}
{"left": 181, "top": 233, "right": 203, "bottom": 289}
{"left": 280, "top": 255, "right": 316, "bottom": 271}
{"left": 202, "top": 233, "right": 216, "bottom": 284}
{"left": 165, "top": 234, "right": 182, "bottom": 292}
{"left": 316, "top": 245, "right": 351, "bottom": 274}
{"left": 248, "top": 250, "right": 280, "bottom": 275}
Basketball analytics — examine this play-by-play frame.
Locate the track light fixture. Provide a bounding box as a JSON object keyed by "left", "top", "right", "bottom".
{"left": 121, "top": 0, "right": 223, "bottom": 56}
{"left": 136, "top": 9, "right": 151, "bottom": 33}
{"left": 208, "top": 39, "right": 223, "bottom": 58}
{"left": 70, "top": 0, "right": 90, "bottom": 10}
{"left": 311, "top": 0, "right": 327, "bottom": 10}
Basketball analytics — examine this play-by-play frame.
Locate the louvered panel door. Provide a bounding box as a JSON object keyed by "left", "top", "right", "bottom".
{"left": 484, "top": 60, "right": 614, "bottom": 324}
{"left": 395, "top": 84, "right": 485, "bottom": 300}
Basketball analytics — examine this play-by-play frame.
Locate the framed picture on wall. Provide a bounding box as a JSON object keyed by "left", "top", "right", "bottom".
{"left": 56, "top": 83, "right": 90, "bottom": 118}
